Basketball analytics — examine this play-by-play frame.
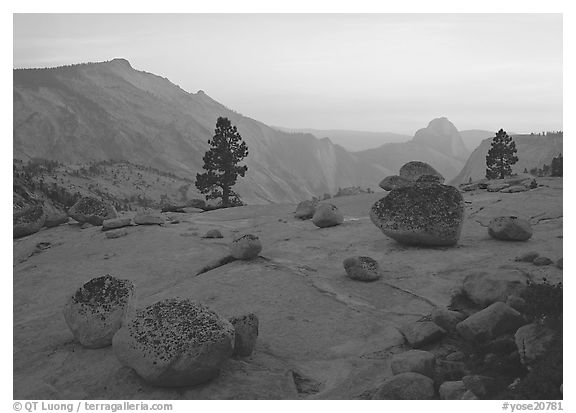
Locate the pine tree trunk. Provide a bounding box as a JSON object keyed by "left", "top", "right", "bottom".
{"left": 222, "top": 185, "right": 229, "bottom": 207}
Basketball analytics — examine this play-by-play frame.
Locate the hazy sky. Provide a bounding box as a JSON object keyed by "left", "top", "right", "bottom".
{"left": 13, "top": 13, "right": 563, "bottom": 134}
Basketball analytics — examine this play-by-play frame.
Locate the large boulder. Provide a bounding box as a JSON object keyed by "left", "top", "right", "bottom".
{"left": 63, "top": 275, "right": 135, "bottom": 348}
{"left": 431, "top": 308, "right": 466, "bottom": 332}
{"left": 461, "top": 270, "right": 530, "bottom": 308}
{"left": 399, "top": 161, "right": 445, "bottom": 183}
{"left": 112, "top": 298, "right": 234, "bottom": 387}
{"left": 456, "top": 302, "right": 525, "bottom": 342}
{"left": 372, "top": 372, "right": 435, "bottom": 400}
{"left": 68, "top": 196, "right": 118, "bottom": 226}
{"left": 134, "top": 208, "right": 165, "bottom": 225}
{"left": 229, "top": 313, "right": 259, "bottom": 357}
{"left": 379, "top": 175, "right": 411, "bottom": 191}
{"left": 343, "top": 256, "right": 381, "bottom": 282}
{"left": 514, "top": 323, "right": 556, "bottom": 365}
{"left": 401, "top": 321, "right": 446, "bottom": 348}
{"left": 370, "top": 183, "right": 465, "bottom": 246}
{"left": 13, "top": 204, "right": 46, "bottom": 238}
{"left": 312, "top": 203, "right": 344, "bottom": 228}
{"left": 230, "top": 234, "right": 262, "bottom": 260}
{"left": 439, "top": 381, "right": 467, "bottom": 400}
{"left": 390, "top": 350, "right": 436, "bottom": 378}
{"left": 488, "top": 216, "right": 532, "bottom": 241}
{"left": 294, "top": 200, "right": 318, "bottom": 220}
{"left": 43, "top": 205, "right": 69, "bottom": 228}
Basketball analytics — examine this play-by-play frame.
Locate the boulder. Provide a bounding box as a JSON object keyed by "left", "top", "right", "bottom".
{"left": 514, "top": 323, "right": 556, "bottom": 365}
{"left": 505, "top": 295, "right": 526, "bottom": 313}
{"left": 435, "top": 359, "right": 468, "bottom": 381}
{"left": 488, "top": 216, "right": 532, "bottom": 241}
{"left": 533, "top": 256, "right": 552, "bottom": 266}
{"left": 556, "top": 258, "right": 563, "bottom": 269}
{"left": 416, "top": 174, "right": 442, "bottom": 184}
{"left": 500, "top": 185, "right": 528, "bottom": 193}
{"left": 203, "top": 229, "right": 224, "bottom": 239}
{"left": 379, "top": 175, "right": 411, "bottom": 191}
{"left": 161, "top": 204, "right": 187, "bottom": 213}
{"left": 230, "top": 234, "right": 262, "bottom": 260}
{"left": 431, "top": 308, "right": 466, "bottom": 332}
{"left": 68, "top": 196, "right": 118, "bottom": 226}
{"left": 401, "top": 321, "right": 446, "bottom": 348}
{"left": 487, "top": 182, "right": 510, "bottom": 192}
{"left": 134, "top": 208, "right": 165, "bottom": 225}
{"left": 294, "top": 200, "right": 318, "bottom": 220}
{"left": 370, "top": 183, "right": 465, "bottom": 246}
{"left": 343, "top": 256, "right": 381, "bottom": 282}
{"left": 44, "top": 209, "right": 69, "bottom": 228}
{"left": 462, "top": 375, "right": 498, "bottom": 398}
{"left": 439, "top": 381, "right": 467, "bottom": 400}
{"left": 13, "top": 204, "right": 46, "bottom": 238}
{"left": 102, "top": 217, "right": 132, "bottom": 231}
{"left": 460, "top": 183, "right": 479, "bottom": 192}
{"left": 456, "top": 302, "right": 525, "bottom": 342}
{"left": 390, "top": 350, "right": 436, "bottom": 378}
{"left": 460, "top": 390, "right": 478, "bottom": 400}
{"left": 63, "top": 275, "right": 135, "bottom": 348}
{"left": 461, "top": 270, "right": 530, "bottom": 308}
{"left": 514, "top": 251, "right": 539, "bottom": 262}
{"left": 112, "top": 298, "right": 234, "bottom": 387}
{"left": 312, "top": 203, "right": 344, "bottom": 228}
{"left": 399, "top": 161, "right": 445, "bottom": 183}
{"left": 105, "top": 229, "right": 129, "bottom": 239}
{"left": 372, "top": 372, "right": 435, "bottom": 400}
{"left": 229, "top": 313, "right": 259, "bottom": 357}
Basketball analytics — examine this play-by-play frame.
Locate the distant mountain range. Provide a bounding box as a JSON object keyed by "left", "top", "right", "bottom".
{"left": 13, "top": 58, "right": 556, "bottom": 205}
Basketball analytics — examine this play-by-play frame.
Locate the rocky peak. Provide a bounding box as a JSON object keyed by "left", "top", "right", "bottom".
{"left": 412, "top": 117, "right": 470, "bottom": 161}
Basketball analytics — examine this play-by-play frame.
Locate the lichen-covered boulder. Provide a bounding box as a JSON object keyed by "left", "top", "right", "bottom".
{"left": 230, "top": 234, "right": 262, "bottom": 260}
{"left": 294, "top": 200, "right": 318, "bottom": 220}
{"left": 63, "top": 275, "right": 135, "bottom": 348}
{"left": 372, "top": 372, "right": 435, "bottom": 400}
{"left": 312, "top": 203, "right": 344, "bottom": 228}
{"left": 370, "top": 183, "right": 464, "bottom": 246}
{"left": 112, "top": 298, "right": 234, "bottom": 387}
{"left": 488, "top": 216, "right": 532, "bottom": 241}
{"left": 399, "top": 161, "right": 445, "bottom": 183}
{"left": 343, "top": 256, "right": 381, "bottom": 282}
{"left": 379, "top": 175, "right": 411, "bottom": 191}
{"left": 229, "top": 313, "right": 259, "bottom": 357}
{"left": 13, "top": 204, "right": 46, "bottom": 238}
{"left": 68, "top": 196, "right": 118, "bottom": 226}
{"left": 390, "top": 350, "right": 436, "bottom": 378}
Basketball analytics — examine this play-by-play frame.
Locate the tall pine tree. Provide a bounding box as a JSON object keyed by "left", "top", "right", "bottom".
{"left": 195, "top": 117, "right": 249, "bottom": 207}
{"left": 485, "top": 129, "right": 518, "bottom": 179}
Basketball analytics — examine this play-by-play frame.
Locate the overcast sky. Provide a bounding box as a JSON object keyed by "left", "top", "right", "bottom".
{"left": 13, "top": 13, "right": 562, "bottom": 134}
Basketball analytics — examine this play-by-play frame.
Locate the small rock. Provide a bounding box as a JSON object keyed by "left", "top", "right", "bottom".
{"left": 294, "top": 200, "right": 318, "bottom": 220}
{"left": 500, "top": 185, "right": 528, "bottom": 193}
{"left": 80, "top": 222, "right": 94, "bottom": 229}
{"left": 204, "top": 229, "right": 224, "bottom": 239}
{"left": 379, "top": 175, "right": 411, "bottom": 191}
{"left": 229, "top": 313, "right": 259, "bottom": 357}
{"left": 343, "top": 256, "right": 381, "bottom": 282}
{"left": 488, "top": 216, "right": 532, "bottom": 241}
{"left": 439, "top": 381, "right": 467, "bottom": 400}
{"left": 390, "top": 350, "right": 436, "bottom": 378}
{"left": 102, "top": 217, "right": 131, "bottom": 231}
{"left": 63, "top": 275, "right": 135, "bottom": 348}
{"left": 514, "top": 323, "right": 556, "bottom": 365}
{"left": 134, "top": 208, "right": 165, "bottom": 225}
{"left": 487, "top": 182, "right": 510, "bottom": 192}
{"left": 105, "top": 229, "right": 128, "bottom": 239}
{"left": 431, "top": 308, "right": 466, "bottom": 332}
{"left": 312, "top": 203, "right": 344, "bottom": 228}
{"left": 372, "top": 372, "right": 435, "bottom": 400}
{"left": 230, "top": 234, "right": 262, "bottom": 260}
{"left": 514, "top": 251, "right": 540, "bottom": 262}
{"left": 456, "top": 302, "right": 525, "bottom": 342}
{"left": 533, "top": 256, "right": 552, "bottom": 266}
{"left": 462, "top": 375, "right": 498, "bottom": 398}
{"left": 401, "top": 321, "right": 446, "bottom": 348}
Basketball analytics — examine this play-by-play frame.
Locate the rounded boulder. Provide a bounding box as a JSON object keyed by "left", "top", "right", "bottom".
{"left": 312, "top": 203, "right": 344, "bottom": 228}
{"left": 343, "top": 256, "right": 381, "bottom": 282}
{"left": 488, "top": 216, "right": 532, "bottom": 241}
{"left": 230, "top": 234, "right": 262, "bottom": 260}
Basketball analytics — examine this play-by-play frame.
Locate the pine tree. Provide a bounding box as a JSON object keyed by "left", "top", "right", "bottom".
{"left": 551, "top": 154, "right": 563, "bottom": 177}
{"left": 485, "top": 129, "right": 518, "bottom": 179}
{"left": 195, "top": 117, "right": 249, "bottom": 207}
